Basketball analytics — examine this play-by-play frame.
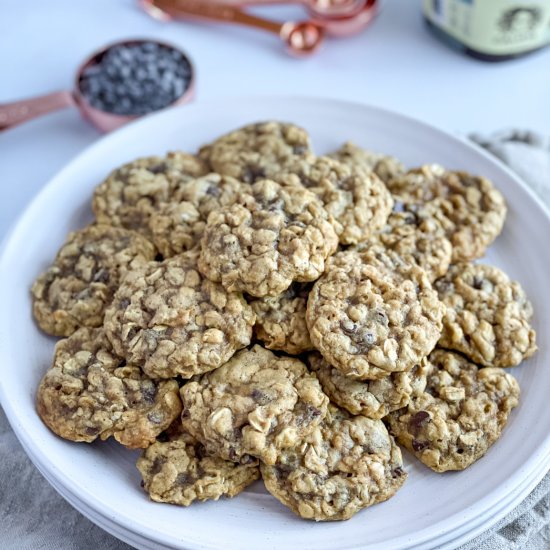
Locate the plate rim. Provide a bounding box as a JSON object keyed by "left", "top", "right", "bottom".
{"left": 1, "top": 95, "right": 549, "bottom": 550}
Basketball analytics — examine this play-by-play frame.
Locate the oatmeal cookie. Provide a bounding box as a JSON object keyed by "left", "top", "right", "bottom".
{"left": 328, "top": 141, "right": 405, "bottom": 183}
{"left": 36, "top": 328, "right": 181, "bottom": 448}
{"left": 148, "top": 173, "right": 248, "bottom": 257}
{"left": 31, "top": 224, "right": 156, "bottom": 337}
{"left": 352, "top": 205, "right": 453, "bottom": 282}
{"left": 180, "top": 345, "right": 329, "bottom": 465}
{"left": 137, "top": 430, "right": 259, "bottom": 506}
{"left": 261, "top": 405, "right": 406, "bottom": 521}
{"left": 92, "top": 152, "right": 208, "bottom": 237}
{"left": 385, "top": 349, "right": 520, "bottom": 472}
{"left": 104, "top": 250, "right": 255, "bottom": 379}
{"left": 308, "top": 352, "right": 429, "bottom": 419}
{"left": 435, "top": 263, "right": 537, "bottom": 368}
{"left": 278, "top": 156, "right": 393, "bottom": 245}
{"left": 198, "top": 179, "right": 338, "bottom": 298}
{"left": 250, "top": 282, "right": 313, "bottom": 355}
{"left": 307, "top": 251, "right": 444, "bottom": 380}
{"left": 387, "top": 165, "right": 507, "bottom": 262}
{"left": 199, "top": 121, "right": 312, "bottom": 183}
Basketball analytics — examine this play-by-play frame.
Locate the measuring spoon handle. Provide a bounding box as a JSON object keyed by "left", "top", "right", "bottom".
{"left": 152, "top": 0, "right": 283, "bottom": 34}
{"left": 0, "top": 91, "right": 75, "bottom": 132}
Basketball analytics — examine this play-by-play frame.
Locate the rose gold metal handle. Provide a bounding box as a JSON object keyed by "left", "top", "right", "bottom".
{"left": 218, "top": 0, "right": 365, "bottom": 18}
{"left": 144, "top": 0, "right": 324, "bottom": 55}
{"left": 156, "top": 0, "right": 282, "bottom": 32}
{"left": 0, "top": 91, "right": 75, "bottom": 132}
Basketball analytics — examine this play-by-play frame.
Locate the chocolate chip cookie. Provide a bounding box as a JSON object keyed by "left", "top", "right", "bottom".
{"left": 385, "top": 349, "right": 520, "bottom": 472}
{"left": 32, "top": 224, "right": 156, "bottom": 337}
{"left": 36, "top": 327, "right": 181, "bottom": 448}
{"left": 387, "top": 165, "right": 507, "bottom": 262}
{"left": 104, "top": 250, "right": 255, "bottom": 379}
{"left": 137, "top": 429, "right": 260, "bottom": 506}
{"left": 435, "top": 263, "right": 537, "bottom": 368}
{"left": 307, "top": 250, "right": 444, "bottom": 380}
{"left": 277, "top": 156, "right": 393, "bottom": 245}
{"left": 180, "top": 345, "right": 329, "bottom": 465}
{"left": 308, "top": 352, "right": 429, "bottom": 419}
{"left": 198, "top": 179, "right": 338, "bottom": 298}
{"left": 199, "top": 121, "right": 312, "bottom": 183}
{"left": 328, "top": 141, "right": 405, "bottom": 184}
{"left": 353, "top": 205, "right": 453, "bottom": 282}
{"left": 250, "top": 282, "right": 313, "bottom": 355}
{"left": 92, "top": 152, "right": 208, "bottom": 237}
{"left": 261, "top": 405, "right": 407, "bottom": 521}
{"left": 148, "top": 173, "right": 248, "bottom": 258}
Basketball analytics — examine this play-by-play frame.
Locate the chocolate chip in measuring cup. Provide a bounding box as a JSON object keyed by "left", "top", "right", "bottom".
{"left": 79, "top": 42, "right": 192, "bottom": 116}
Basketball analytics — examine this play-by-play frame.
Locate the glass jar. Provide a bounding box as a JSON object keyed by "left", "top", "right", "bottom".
{"left": 423, "top": 0, "right": 550, "bottom": 61}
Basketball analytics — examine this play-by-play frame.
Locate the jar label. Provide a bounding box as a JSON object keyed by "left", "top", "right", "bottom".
{"left": 424, "top": 0, "right": 550, "bottom": 54}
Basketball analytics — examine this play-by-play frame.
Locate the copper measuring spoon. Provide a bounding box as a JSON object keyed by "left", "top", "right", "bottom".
{"left": 219, "top": 0, "right": 367, "bottom": 19}
{"left": 141, "top": 0, "right": 324, "bottom": 56}
{"left": 0, "top": 39, "right": 195, "bottom": 133}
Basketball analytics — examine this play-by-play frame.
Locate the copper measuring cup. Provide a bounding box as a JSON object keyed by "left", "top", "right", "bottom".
{"left": 141, "top": 0, "right": 324, "bottom": 56}
{"left": 0, "top": 39, "right": 195, "bottom": 133}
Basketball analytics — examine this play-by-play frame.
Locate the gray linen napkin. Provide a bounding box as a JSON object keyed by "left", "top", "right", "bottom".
{"left": 1, "top": 131, "right": 549, "bottom": 550}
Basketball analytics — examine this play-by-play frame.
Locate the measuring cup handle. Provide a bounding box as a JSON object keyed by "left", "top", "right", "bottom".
{"left": 0, "top": 91, "right": 75, "bottom": 132}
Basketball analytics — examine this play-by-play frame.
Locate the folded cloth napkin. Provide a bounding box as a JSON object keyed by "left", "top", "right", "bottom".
{"left": 470, "top": 129, "right": 550, "bottom": 208}
{"left": 1, "top": 131, "right": 549, "bottom": 550}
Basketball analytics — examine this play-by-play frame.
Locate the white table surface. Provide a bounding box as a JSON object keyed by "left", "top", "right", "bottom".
{"left": 1, "top": 0, "right": 550, "bottom": 238}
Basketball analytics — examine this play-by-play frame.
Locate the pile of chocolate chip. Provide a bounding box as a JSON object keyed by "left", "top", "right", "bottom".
{"left": 79, "top": 41, "right": 192, "bottom": 115}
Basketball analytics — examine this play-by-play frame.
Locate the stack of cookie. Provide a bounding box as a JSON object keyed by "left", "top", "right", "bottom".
{"left": 32, "top": 121, "right": 537, "bottom": 522}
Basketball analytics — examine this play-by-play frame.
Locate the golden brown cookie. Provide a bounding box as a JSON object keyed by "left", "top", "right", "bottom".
{"left": 148, "top": 173, "right": 249, "bottom": 258}
{"left": 104, "top": 250, "right": 255, "bottom": 379}
{"left": 277, "top": 156, "right": 394, "bottom": 245}
{"left": 435, "top": 263, "right": 537, "bottom": 368}
{"left": 137, "top": 429, "right": 259, "bottom": 506}
{"left": 180, "top": 345, "right": 329, "bottom": 465}
{"left": 307, "top": 250, "right": 444, "bottom": 380}
{"left": 387, "top": 165, "right": 507, "bottom": 262}
{"left": 198, "top": 179, "right": 338, "bottom": 298}
{"left": 31, "top": 224, "right": 156, "bottom": 337}
{"left": 385, "top": 349, "right": 520, "bottom": 472}
{"left": 261, "top": 405, "right": 407, "bottom": 521}
{"left": 199, "top": 121, "right": 312, "bottom": 183}
{"left": 308, "top": 352, "right": 429, "bottom": 419}
{"left": 36, "top": 328, "right": 181, "bottom": 448}
{"left": 353, "top": 205, "right": 453, "bottom": 282}
{"left": 92, "top": 152, "right": 208, "bottom": 237}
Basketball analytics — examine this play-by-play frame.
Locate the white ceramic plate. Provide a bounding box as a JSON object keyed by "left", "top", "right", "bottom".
{"left": 1, "top": 97, "right": 549, "bottom": 550}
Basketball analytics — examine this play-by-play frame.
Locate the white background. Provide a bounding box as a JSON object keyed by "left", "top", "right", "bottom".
{"left": 1, "top": 0, "right": 550, "bottom": 238}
